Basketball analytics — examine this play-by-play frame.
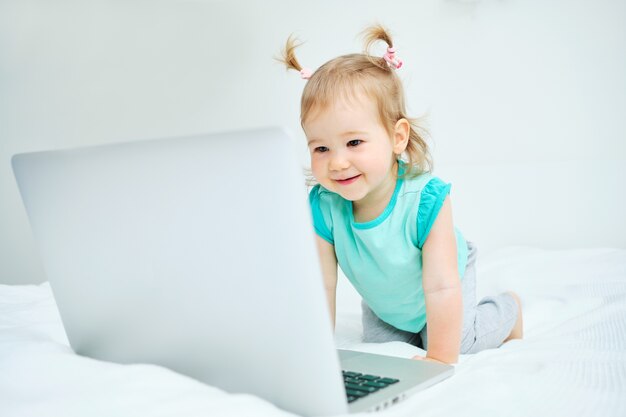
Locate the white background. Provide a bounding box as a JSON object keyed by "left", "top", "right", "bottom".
{"left": 1, "top": 0, "right": 625, "bottom": 285}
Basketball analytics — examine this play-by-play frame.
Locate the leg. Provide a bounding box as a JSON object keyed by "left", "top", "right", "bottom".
{"left": 361, "top": 300, "right": 421, "bottom": 346}
{"left": 454, "top": 242, "right": 522, "bottom": 354}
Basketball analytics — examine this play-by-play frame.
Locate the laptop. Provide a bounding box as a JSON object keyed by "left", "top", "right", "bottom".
{"left": 12, "top": 127, "right": 453, "bottom": 416}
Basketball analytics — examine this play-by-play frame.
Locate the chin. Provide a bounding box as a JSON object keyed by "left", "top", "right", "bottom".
{"left": 321, "top": 181, "right": 366, "bottom": 201}
{"left": 336, "top": 190, "right": 367, "bottom": 202}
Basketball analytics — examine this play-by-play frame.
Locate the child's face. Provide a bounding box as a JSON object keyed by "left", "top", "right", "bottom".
{"left": 304, "top": 96, "right": 401, "bottom": 206}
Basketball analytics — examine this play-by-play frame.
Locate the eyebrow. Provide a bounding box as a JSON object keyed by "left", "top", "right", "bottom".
{"left": 307, "top": 131, "right": 368, "bottom": 145}
{"left": 342, "top": 130, "right": 368, "bottom": 137}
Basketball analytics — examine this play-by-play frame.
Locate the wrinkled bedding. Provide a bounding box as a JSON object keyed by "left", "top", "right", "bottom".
{"left": 2, "top": 247, "right": 625, "bottom": 417}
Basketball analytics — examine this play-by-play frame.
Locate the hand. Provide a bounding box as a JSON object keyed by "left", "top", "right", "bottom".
{"left": 411, "top": 354, "right": 449, "bottom": 365}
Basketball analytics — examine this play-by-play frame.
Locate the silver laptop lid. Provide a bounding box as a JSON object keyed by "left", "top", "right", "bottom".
{"left": 12, "top": 127, "right": 348, "bottom": 416}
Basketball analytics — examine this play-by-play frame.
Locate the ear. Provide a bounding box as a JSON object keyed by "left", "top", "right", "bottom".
{"left": 392, "top": 118, "right": 410, "bottom": 155}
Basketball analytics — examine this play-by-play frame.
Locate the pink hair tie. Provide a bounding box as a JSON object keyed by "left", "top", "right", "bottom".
{"left": 300, "top": 68, "right": 312, "bottom": 80}
{"left": 383, "top": 47, "right": 403, "bottom": 70}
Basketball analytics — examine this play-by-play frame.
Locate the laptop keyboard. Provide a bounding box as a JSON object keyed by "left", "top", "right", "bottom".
{"left": 342, "top": 371, "right": 399, "bottom": 403}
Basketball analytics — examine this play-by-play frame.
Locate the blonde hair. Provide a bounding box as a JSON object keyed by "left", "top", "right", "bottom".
{"left": 279, "top": 24, "right": 432, "bottom": 177}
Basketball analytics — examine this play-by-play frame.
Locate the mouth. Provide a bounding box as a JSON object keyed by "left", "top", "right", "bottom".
{"left": 334, "top": 174, "right": 361, "bottom": 186}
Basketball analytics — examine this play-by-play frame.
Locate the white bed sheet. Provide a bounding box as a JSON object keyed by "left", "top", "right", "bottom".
{"left": 1, "top": 247, "right": 625, "bottom": 417}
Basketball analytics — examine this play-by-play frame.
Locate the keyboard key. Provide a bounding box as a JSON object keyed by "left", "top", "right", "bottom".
{"left": 360, "top": 374, "right": 381, "bottom": 381}
{"left": 363, "top": 380, "right": 388, "bottom": 388}
{"left": 347, "top": 396, "right": 358, "bottom": 403}
{"left": 346, "top": 389, "right": 368, "bottom": 397}
{"left": 379, "top": 377, "right": 399, "bottom": 384}
{"left": 345, "top": 383, "right": 378, "bottom": 393}
{"left": 342, "top": 371, "right": 363, "bottom": 378}
{"left": 354, "top": 376, "right": 376, "bottom": 384}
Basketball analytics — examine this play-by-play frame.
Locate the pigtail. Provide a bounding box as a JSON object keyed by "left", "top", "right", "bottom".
{"left": 361, "top": 24, "right": 395, "bottom": 70}
{"left": 279, "top": 35, "right": 304, "bottom": 72}
{"left": 278, "top": 35, "right": 313, "bottom": 79}
{"left": 362, "top": 24, "right": 394, "bottom": 52}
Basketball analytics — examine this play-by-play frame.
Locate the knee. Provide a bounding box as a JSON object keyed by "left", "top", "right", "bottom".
{"left": 507, "top": 291, "right": 523, "bottom": 316}
{"left": 505, "top": 291, "right": 524, "bottom": 341}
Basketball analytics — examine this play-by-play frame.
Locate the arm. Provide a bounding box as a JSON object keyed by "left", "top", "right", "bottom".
{"left": 315, "top": 235, "right": 339, "bottom": 329}
{"left": 419, "top": 196, "right": 463, "bottom": 364}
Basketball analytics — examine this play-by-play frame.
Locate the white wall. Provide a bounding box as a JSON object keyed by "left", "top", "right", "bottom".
{"left": 1, "top": 0, "right": 625, "bottom": 284}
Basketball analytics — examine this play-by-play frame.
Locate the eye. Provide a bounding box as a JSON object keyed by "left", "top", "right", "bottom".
{"left": 314, "top": 146, "right": 329, "bottom": 153}
{"left": 347, "top": 139, "right": 362, "bottom": 147}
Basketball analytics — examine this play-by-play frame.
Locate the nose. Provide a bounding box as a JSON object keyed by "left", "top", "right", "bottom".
{"left": 328, "top": 150, "right": 350, "bottom": 171}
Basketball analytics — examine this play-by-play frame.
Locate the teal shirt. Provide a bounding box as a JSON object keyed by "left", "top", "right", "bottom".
{"left": 309, "top": 171, "right": 469, "bottom": 333}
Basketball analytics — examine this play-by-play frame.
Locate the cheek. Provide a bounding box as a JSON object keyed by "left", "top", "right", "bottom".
{"left": 309, "top": 156, "right": 323, "bottom": 176}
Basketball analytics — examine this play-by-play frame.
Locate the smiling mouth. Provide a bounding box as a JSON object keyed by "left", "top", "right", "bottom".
{"left": 334, "top": 175, "right": 361, "bottom": 185}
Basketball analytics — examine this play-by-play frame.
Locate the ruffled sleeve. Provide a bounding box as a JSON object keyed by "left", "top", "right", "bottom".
{"left": 308, "top": 184, "right": 334, "bottom": 244}
{"left": 416, "top": 177, "right": 451, "bottom": 249}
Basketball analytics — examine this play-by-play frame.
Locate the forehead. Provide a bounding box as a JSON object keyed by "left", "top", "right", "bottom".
{"left": 304, "top": 94, "right": 380, "bottom": 133}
